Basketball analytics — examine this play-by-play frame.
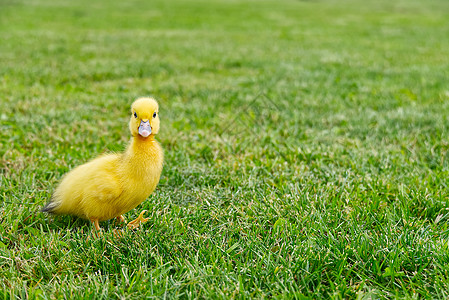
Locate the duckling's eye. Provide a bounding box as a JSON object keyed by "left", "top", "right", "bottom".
{"left": 153, "top": 112, "right": 157, "bottom": 118}
{"left": 134, "top": 112, "right": 137, "bottom": 118}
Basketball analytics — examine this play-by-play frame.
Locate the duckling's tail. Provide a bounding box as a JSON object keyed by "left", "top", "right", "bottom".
{"left": 41, "top": 200, "right": 59, "bottom": 213}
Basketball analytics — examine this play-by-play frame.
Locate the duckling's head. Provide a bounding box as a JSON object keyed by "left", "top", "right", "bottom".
{"left": 129, "top": 97, "right": 160, "bottom": 138}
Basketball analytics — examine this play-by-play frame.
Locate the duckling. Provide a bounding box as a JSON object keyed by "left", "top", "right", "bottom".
{"left": 42, "top": 97, "right": 164, "bottom": 232}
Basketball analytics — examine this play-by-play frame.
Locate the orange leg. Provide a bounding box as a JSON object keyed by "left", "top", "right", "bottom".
{"left": 90, "top": 218, "right": 101, "bottom": 236}
{"left": 116, "top": 215, "right": 126, "bottom": 223}
{"left": 127, "top": 210, "right": 149, "bottom": 229}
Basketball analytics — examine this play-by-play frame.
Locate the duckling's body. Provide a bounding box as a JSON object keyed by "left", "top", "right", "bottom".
{"left": 43, "top": 97, "right": 163, "bottom": 230}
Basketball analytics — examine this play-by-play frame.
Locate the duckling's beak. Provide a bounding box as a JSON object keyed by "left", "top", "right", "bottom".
{"left": 138, "top": 120, "right": 151, "bottom": 137}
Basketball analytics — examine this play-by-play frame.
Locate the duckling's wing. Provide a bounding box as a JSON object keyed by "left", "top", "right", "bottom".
{"left": 43, "top": 154, "right": 123, "bottom": 220}
{"left": 70, "top": 155, "right": 123, "bottom": 220}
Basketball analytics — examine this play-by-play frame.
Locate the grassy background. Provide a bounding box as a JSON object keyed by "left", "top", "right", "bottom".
{"left": 1, "top": 0, "right": 449, "bottom": 298}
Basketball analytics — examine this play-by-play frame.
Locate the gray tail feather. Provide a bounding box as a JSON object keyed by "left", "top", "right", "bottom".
{"left": 41, "top": 200, "right": 59, "bottom": 213}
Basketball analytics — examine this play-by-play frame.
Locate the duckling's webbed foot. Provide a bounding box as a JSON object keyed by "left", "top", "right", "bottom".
{"left": 127, "top": 210, "right": 149, "bottom": 229}
{"left": 113, "top": 228, "right": 124, "bottom": 238}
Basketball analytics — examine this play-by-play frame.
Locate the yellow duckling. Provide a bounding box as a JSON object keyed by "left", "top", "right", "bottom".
{"left": 42, "top": 97, "right": 164, "bottom": 232}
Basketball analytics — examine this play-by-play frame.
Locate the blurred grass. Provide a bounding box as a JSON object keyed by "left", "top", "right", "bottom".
{"left": 1, "top": 0, "right": 449, "bottom": 298}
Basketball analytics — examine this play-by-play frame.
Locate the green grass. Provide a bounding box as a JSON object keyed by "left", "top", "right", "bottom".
{"left": 1, "top": 0, "right": 449, "bottom": 298}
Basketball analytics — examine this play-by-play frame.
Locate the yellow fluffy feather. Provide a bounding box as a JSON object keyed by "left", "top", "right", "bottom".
{"left": 42, "top": 97, "right": 164, "bottom": 231}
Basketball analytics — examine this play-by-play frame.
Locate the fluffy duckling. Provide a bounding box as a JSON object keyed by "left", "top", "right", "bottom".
{"left": 42, "top": 97, "right": 164, "bottom": 231}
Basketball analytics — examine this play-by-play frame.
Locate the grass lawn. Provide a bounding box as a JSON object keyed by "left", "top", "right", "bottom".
{"left": 1, "top": 0, "right": 449, "bottom": 298}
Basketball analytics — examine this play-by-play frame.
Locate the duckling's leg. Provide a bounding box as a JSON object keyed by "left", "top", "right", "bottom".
{"left": 111, "top": 215, "right": 127, "bottom": 237}
{"left": 127, "top": 210, "right": 149, "bottom": 229}
{"left": 91, "top": 218, "right": 101, "bottom": 231}
{"left": 90, "top": 218, "right": 101, "bottom": 236}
